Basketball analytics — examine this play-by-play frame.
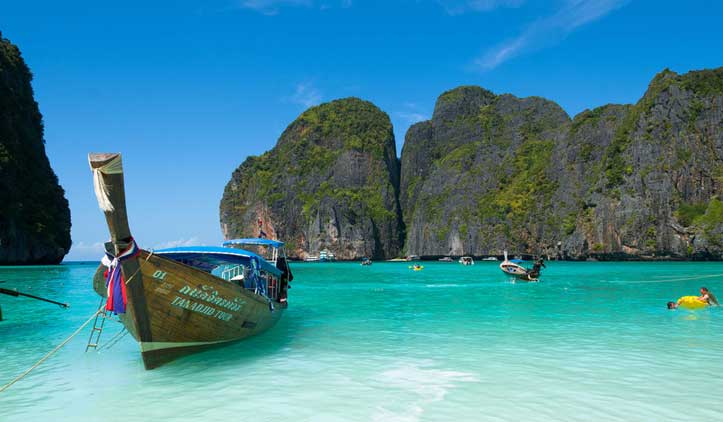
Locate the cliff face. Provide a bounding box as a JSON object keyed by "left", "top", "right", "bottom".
{"left": 560, "top": 69, "right": 723, "bottom": 259}
{"left": 400, "top": 87, "right": 570, "bottom": 256}
{"left": 220, "top": 98, "right": 403, "bottom": 260}
{"left": 221, "top": 67, "right": 722, "bottom": 261}
{"left": 401, "top": 68, "right": 723, "bottom": 259}
{"left": 0, "top": 35, "right": 71, "bottom": 265}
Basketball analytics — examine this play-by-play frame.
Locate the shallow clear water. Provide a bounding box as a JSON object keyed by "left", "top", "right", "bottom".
{"left": 1, "top": 261, "right": 722, "bottom": 421}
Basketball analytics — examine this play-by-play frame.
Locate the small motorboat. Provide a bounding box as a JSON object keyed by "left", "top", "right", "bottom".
{"left": 361, "top": 257, "right": 372, "bottom": 266}
{"left": 459, "top": 256, "right": 474, "bottom": 266}
{"left": 481, "top": 256, "right": 498, "bottom": 261}
{"left": 319, "top": 250, "right": 336, "bottom": 262}
{"left": 438, "top": 257, "right": 454, "bottom": 262}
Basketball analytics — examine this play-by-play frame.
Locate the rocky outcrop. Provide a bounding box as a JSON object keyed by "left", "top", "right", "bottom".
{"left": 221, "top": 67, "right": 722, "bottom": 261}
{"left": 560, "top": 69, "right": 723, "bottom": 260}
{"left": 400, "top": 86, "right": 570, "bottom": 256}
{"left": 401, "top": 68, "right": 723, "bottom": 260}
{"left": 0, "top": 34, "right": 71, "bottom": 264}
{"left": 220, "top": 98, "right": 403, "bottom": 260}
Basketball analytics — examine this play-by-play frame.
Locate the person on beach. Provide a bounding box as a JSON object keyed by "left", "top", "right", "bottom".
{"left": 698, "top": 287, "right": 719, "bottom": 306}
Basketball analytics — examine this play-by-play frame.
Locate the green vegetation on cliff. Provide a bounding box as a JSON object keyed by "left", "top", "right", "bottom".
{"left": 223, "top": 66, "right": 723, "bottom": 260}
{"left": 400, "top": 66, "right": 723, "bottom": 259}
{"left": 0, "top": 34, "right": 71, "bottom": 265}
{"left": 220, "top": 98, "right": 403, "bottom": 259}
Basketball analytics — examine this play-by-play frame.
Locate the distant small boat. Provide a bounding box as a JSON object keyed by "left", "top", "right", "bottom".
{"left": 319, "top": 250, "right": 336, "bottom": 262}
{"left": 459, "top": 256, "right": 474, "bottom": 266}
{"left": 438, "top": 257, "right": 454, "bottom": 262}
{"left": 304, "top": 255, "right": 320, "bottom": 262}
{"left": 387, "top": 258, "right": 408, "bottom": 262}
{"left": 482, "top": 256, "right": 498, "bottom": 261}
{"left": 88, "top": 153, "right": 292, "bottom": 369}
{"left": 500, "top": 251, "right": 542, "bottom": 282}
{"left": 406, "top": 255, "right": 420, "bottom": 261}
{"left": 361, "top": 257, "right": 372, "bottom": 266}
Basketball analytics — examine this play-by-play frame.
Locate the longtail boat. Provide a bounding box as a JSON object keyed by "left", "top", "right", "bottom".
{"left": 499, "top": 251, "right": 542, "bottom": 282}
{"left": 88, "top": 153, "right": 292, "bottom": 369}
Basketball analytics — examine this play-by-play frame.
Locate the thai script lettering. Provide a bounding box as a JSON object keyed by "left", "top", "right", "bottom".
{"left": 178, "top": 285, "right": 244, "bottom": 312}
{"left": 170, "top": 296, "right": 233, "bottom": 321}
{"left": 168, "top": 284, "right": 245, "bottom": 322}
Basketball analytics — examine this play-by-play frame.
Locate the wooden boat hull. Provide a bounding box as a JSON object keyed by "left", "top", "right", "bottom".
{"left": 93, "top": 250, "right": 284, "bottom": 369}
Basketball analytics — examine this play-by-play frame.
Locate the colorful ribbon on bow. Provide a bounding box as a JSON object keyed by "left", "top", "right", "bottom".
{"left": 100, "top": 238, "right": 140, "bottom": 314}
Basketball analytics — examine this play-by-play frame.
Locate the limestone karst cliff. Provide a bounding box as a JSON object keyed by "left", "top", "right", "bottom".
{"left": 221, "top": 67, "right": 722, "bottom": 260}
{"left": 0, "top": 34, "right": 71, "bottom": 264}
{"left": 400, "top": 68, "right": 723, "bottom": 259}
{"left": 220, "top": 98, "right": 403, "bottom": 260}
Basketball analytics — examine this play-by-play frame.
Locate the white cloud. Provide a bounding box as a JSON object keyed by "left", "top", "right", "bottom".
{"left": 240, "top": 0, "right": 351, "bottom": 14}
{"left": 395, "top": 102, "right": 430, "bottom": 125}
{"left": 71, "top": 241, "right": 106, "bottom": 254}
{"left": 64, "top": 241, "right": 106, "bottom": 261}
{"left": 475, "top": 0, "right": 628, "bottom": 70}
{"left": 396, "top": 111, "right": 429, "bottom": 125}
{"left": 438, "top": 0, "right": 524, "bottom": 15}
{"left": 289, "top": 82, "right": 323, "bottom": 108}
{"left": 152, "top": 237, "right": 204, "bottom": 249}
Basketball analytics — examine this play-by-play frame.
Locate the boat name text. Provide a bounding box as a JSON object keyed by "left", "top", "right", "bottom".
{"left": 170, "top": 285, "right": 245, "bottom": 321}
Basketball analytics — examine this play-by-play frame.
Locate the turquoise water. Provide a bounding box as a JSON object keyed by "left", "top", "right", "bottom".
{"left": 1, "top": 261, "right": 722, "bottom": 421}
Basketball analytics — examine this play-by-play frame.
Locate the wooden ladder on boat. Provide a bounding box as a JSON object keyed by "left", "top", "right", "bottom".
{"left": 85, "top": 298, "right": 110, "bottom": 352}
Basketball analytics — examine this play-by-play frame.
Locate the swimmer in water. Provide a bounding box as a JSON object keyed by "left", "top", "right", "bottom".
{"left": 666, "top": 287, "right": 720, "bottom": 309}
{"left": 698, "top": 287, "right": 719, "bottom": 306}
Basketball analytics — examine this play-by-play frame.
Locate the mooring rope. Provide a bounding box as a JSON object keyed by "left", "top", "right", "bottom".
{"left": 0, "top": 310, "right": 100, "bottom": 393}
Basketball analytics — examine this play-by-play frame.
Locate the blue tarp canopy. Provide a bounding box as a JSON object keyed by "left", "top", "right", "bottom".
{"left": 154, "top": 246, "right": 282, "bottom": 277}
{"left": 223, "top": 238, "right": 284, "bottom": 248}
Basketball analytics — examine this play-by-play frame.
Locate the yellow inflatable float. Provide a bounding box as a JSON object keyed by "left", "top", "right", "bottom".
{"left": 677, "top": 296, "right": 707, "bottom": 310}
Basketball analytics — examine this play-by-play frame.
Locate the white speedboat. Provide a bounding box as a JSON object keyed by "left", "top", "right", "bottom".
{"left": 319, "top": 250, "right": 336, "bottom": 262}
{"left": 459, "top": 256, "right": 474, "bottom": 266}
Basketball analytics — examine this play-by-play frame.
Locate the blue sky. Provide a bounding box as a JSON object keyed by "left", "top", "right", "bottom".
{"left": 2, "top": 0, "right": 721, "bottom": 260}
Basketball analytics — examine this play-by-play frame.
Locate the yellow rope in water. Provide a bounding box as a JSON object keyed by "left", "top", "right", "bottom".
{"left": 0, "top": 310, "right": 100, "bottom": 393}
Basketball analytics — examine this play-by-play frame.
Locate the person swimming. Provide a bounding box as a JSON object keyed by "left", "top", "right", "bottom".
{"left": 698, "top": 287, "right": 719, "bottom": 306}
{"left": 667, "top": 287, "right": 719, "bottom": 309}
